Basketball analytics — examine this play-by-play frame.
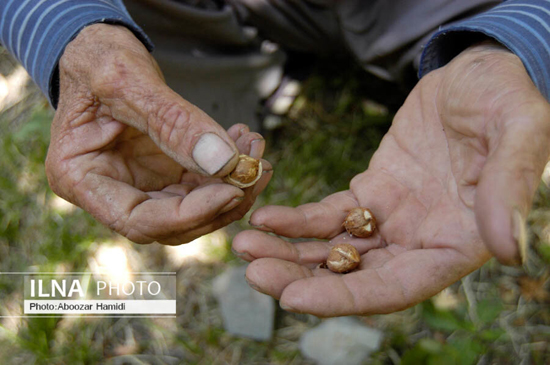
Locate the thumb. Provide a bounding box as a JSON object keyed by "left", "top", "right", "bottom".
{"left": 475, "top": 102, "right": 550, "bottom": 265}
{"left": 93, "top": 55, "right": 239, "bottom": 177}
{"left": 142, "top": 86, "right": 240, "bottom": 177}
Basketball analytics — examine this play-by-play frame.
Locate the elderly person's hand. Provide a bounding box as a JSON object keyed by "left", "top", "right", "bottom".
{"left": 46, "top": 24, "right": 272, "bottom": 245}
{"left": 232, "top": 42, "right": 550, "bottom": 316}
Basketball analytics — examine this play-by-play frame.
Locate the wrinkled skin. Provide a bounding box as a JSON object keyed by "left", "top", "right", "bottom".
{"left": 46, "top": 24, "right": 272, "bottom": 245}
{"left": 233, "top": 43, "right": 550, "bottom": 317}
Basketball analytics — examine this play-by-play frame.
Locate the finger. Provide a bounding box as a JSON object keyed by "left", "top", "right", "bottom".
{"left": 235, "top": 132, "right": 265, "bottom": 159}
{"left": 227, "top": 123, "right": 250, "bottom": 141}
{"left": 92, "top": 54, "right": 239, "bottom": 177}
{"left": 246, "top": 258, "right": 320, "bottom": 299}
{"left": 476, "top": 100, "right": 550, "bottom": 265}
{"left": 249, "top": 247, "right": 482, "bottom": 317}
{"left": 233, "top": 230, "right": 384, "bottom": 264}
{"left": 146, "top": 183, "right": 196, "bottom": 199}
{"left": 70, "top": 172, "right": 244, "bottom": 244}
{"left": 159, "top": 160, "right": 273, "bottom": 245}
{"left": 249, "top": 190, "right": 359, "bottom": 239}
{"left": 249, "top": 138, "right": 266, "bottom": 160}
{"left": 246, "top": 259, "right": 338, "bottom": 299}
{"left": 233, "top": 230, "right": 332, "bottom": 265}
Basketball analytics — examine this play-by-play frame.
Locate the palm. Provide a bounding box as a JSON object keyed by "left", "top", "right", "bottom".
{"left": 71, "top": 120, "right": 208, "bottom": 191}
{"left": 233, "top": 44, "right": 550, "bottom": 316}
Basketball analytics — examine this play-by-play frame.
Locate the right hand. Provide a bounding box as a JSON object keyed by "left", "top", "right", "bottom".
{"left": 232, "top": 43, "right": 550, "bottom": 316}
{"left": 46, "top": 24, "right": 272, "bottom": 245}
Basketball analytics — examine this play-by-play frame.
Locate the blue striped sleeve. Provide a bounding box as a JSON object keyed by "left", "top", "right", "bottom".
{"left": 419, "top": 0, "right": 550, "bottom": 100}
{"left": 0, "top": 0, "right": 153, "bottom": 107}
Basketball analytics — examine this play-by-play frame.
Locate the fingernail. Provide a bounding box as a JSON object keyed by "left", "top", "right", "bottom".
{"left": 239, "top": 126, "right": 249, "bottom": 135}
{"left": 280, "top": 302, "right": 297, "bottom": 313}
{"left": 220, "top": 197, "right": 244, "bottom": 214}
{"left": 245, "top": 276, "right": 261, "bottom": 292}
{"left": 248, "top": 221, "right": 274, "bottom": 232}
{"left": 512, "top": 209, "right": 528, "bottom": 265}
{"left": 231, "top": 248, "right": 255, "bottom": 262}
{"left": 192, "top": 133, "right": 236, "bottom": 175}
{"left": 231, "top": 247, "right": 248, "bottom": 258}
{"left": 250, "top": 138, "right": 265, "bottom": 158}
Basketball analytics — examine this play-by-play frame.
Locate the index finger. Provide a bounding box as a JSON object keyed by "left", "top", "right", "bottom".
{"left": 249, "top": 190, "right": 359, "bottom": 239}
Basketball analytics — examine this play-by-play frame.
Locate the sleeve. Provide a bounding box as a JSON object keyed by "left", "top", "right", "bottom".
{"left": 0, "top": 0, "right": 153, "bottom": 108}
{"left": 419, "top": 0, "right": 550, "bottom": 100}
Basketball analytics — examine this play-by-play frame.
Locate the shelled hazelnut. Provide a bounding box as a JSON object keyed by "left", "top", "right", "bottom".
{"left": 223, "top": 154, "right": 262, "bottom": 188}
{"left": 326, "top": 243, "right": 361, "bottom": 273}
{"left": 343, "top": 207, "right": 376, "bottom": 238}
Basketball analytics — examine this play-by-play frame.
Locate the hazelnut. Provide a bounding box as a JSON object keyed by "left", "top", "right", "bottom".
{"left": 326, "top": 243, "right": 361, "bottom": 273}
{"left": 223, "top": 154, "right": 262, "bottom": 188}
{"left": 343, "top": 208, "right": 376, "bottom": 238}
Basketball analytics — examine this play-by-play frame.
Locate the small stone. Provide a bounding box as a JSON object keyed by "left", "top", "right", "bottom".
{"left": 212, "top": 265, "right": 275, "bottom": 341}
{"left": 299, "top": 317, "right": 383, "bottom": 365}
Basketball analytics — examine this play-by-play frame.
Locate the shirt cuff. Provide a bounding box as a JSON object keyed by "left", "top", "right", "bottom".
{"left": 0, "top": 0, "right": 153, "bottom": 108}
{"left": 419, "top": 0, "right": 550, "bottom": 100}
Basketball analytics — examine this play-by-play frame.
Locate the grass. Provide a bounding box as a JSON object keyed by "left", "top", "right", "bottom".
{"left": 0, "top": 53, "right": 549, "bottom": 364}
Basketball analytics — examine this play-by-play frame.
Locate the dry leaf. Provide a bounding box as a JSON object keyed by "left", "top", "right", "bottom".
{"left": 518, "top": 273, "right": 549, "bottom": 302}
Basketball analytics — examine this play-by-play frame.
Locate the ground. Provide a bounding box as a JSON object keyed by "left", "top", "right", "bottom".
{"left": 0, "top": 50, "right": 549, "bottom": 364}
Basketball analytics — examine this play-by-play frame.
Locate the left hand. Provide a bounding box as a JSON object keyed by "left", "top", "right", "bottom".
{"left": 232, "top": 42, "right": 550, "bottom": 317}
{"left": 45, "top": 24, "right": 273, "bottom": 245}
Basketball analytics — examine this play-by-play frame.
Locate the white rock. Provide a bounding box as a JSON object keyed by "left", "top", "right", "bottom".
{"left": 212, "top": 265, "right": 275, "bottom": 341}
{"left": 299, "top": 317, "right": 383, "bottom": 365}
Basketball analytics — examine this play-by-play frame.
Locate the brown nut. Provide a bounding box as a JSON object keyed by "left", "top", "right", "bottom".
{"left": 326, "top": 243, "right": 361, "bottom": 273}
{"left": 223, "top": 154, "right": 262, "bottom": 188}
{"left": 343, "top": 207, "right": 376, "bottom": 238}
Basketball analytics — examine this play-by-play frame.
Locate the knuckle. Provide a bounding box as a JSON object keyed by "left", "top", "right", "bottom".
{"left": 45, "top": 151, "right": 70, "bottom": 200}
{"left": 349, "top": 171, "right": 367, "bottom": 191}
{"left": 122, "top": 227, "right": 156, "bottom": 245}
{"left": 91, "top": 63, "right": 126, "bottom": 97}
{"left": 45, "top": 149, "right": 91, "bottom": 204}
{"left": 150, "top": 101, "right": 192, "bottom": 144}
{"left": 90, "top": 50, "right": 140, "bottom": 99}
{"left": 44, "top": 158, "right": 62, "bottom": 196}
